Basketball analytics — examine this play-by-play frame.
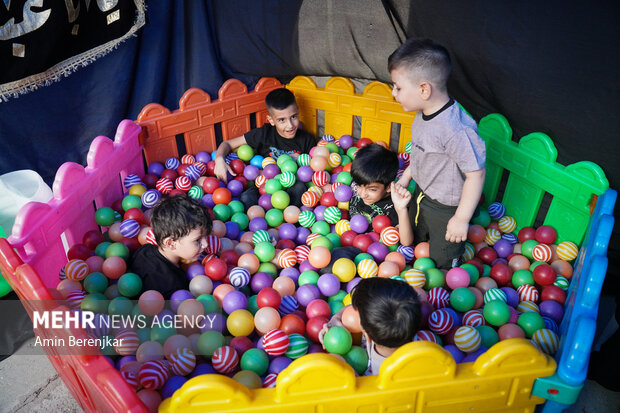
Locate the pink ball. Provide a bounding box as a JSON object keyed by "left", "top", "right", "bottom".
{"left": 446, "top": 267, "right": 471, "bottom": 289}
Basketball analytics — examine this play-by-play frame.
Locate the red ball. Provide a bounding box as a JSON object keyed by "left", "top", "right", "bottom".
{"left": 541, "top": 285, "right": 566, "bottom": 305}
{"left": 276, "top": 239, "right": 296, "bottom": 250}
{"left": 341, "top": 230, "right": 357, "bottom": 247}
{"left": 258, "top": 183, "right": 267, "bottom": 196}
{"left": 279, "top": 314, "right": 306, "bottom": 336}
{"left": 533, "top": 264, "right": 557, "bottom": 286}
{"left": 212, "top": 188, "right": 232, "bottom": 205}
{"left": 161, "top": 169, "right": 178, "bottom": 181}
{"left": 142, "top": 173, "right": 159, "bottom": 189}
{"left": 229, "top": 159, "right": 245, "bottom": 175}
{"left": 220, "top": 250, "right": 240, "bottom": 266}
{"left": 306, "top": 316, "right": 329, "bottom": 343}
{"left": 468, "top": 225, "right": 486, "bottom": 244}
{"left": 82, "top": 230, "right": 105, "bottom": 250}
{"left": 490, "top": 263, "right": 512, "bottom": 286}
{"left": 204, "top": 257, "right": 227, "bottom": 281}
{"left": 120, "top": 237, "right": 141, "bottom": 252}
{"left": 177, "top": 164, "right": 189, "bottom": 177}
{"left": 229, "top": 336, "right": 254, "bottom": 356}
{"left": 487, "top": 221, "right": 500, "bottom": 232}
{"left": 518, "top": 227, "right": 536, "bottom": 243}
{"left": 535, "top": 225, "right": 557, "bottom": 244}
{"left": 352, "top": 234, "right": 373, "bottom": 252}
{"left": 234, "top": 176, "right": 249, "bottom": 190}
{"left": 257, "top": 288, "right": 282, "bottom": 309}
{"left": 169, "top": 189, "right": 186, "bottom": 197}
{"left": 356, "top": 138, "right": 372, "bottom": 148}
{"left": 206, "top": 160, "right": 216, "bottom": 176}
{"left": 111, "top": 199, "right": 125, "bottom": 215}
{"left": 466, "top": 259, "right": 484, "bottom": 277}
{"left": 320, "top": 192, "right": 338, "bottom": 207}
{"left": 124, "top": 208, "right": 146, "bottom": 225}
{"left": 67, "top": 244, "right": 91, "bottom": 261}
{"left": 202, "top": 177, "right": 221, "bottom": 194}
{"left": 477, "top": 246, "right": 498, "bottom": 265}
{"left": 332, "top": 166, "right": 344, "bottom": 175}
{"left": 367, "top": 231, "right": 380, "bottom": 242}
{"left": 305, "top": 299, "right": 331, "bottom": 319}
{"left": 372, "top": 215, "right": 392, "bottom": 234}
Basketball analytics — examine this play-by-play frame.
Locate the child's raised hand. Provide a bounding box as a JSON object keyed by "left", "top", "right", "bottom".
{"left": 390, "top": 182, "right": 411, "bottom": 211}
{"left": 214, "top": 157, "right": 235, "bottom": 183}
{"left": 445, "top": 215, "right": 469, "bottom": 243}
{"left": 318, "top": 315, "right": 345, "bottom": 349}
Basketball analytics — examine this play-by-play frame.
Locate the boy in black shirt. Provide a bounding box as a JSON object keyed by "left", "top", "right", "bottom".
{"left": 214, "top": 88, "right": 315, "bottom": 208}
{"left": 129, "top": 195, "right": 212, "bottom": 299}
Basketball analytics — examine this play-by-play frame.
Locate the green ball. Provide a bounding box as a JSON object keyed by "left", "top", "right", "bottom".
{"left": 471, "top": 209, "right": 491, "bottom": 227}
{"left": 512, "top": 269, "right": 534, "bottom": 288}
{"left": 265, "top": 178, "right": 283, "bottom": 194}
{"left": 81, "top": 293, "right": 109, "bottom": 314}
{"left": 136, "top": 328, "right": 151, "bottom": 343}
{"left": 83, "top": 272, "right": 109, "bottom": 294}
{"left": 323, "top": 326, "right": 352, "bottom": 355}
{"left": 99, "top": 334, "right": 117, "bottom": 356}
{"left": 281, "top": 160, "right": 298, "bottom": 173}
{"left": 483, "top": 300, "right": 511, "bottom": 326}
{"left": 196, "top": 331, "right": 226, "bottom": 357}
{"left": 311, "top": 220, "right": 331, "bottom": 235}
{"left": 122, "top": 195, "right": 142, "bottom": 211}
{"left": 240, "top": 348, "right": 269, "bottom": 376}
{"left": 476, "top": 325, "right": 499, "bottom": 348}
{"left": 105, "top": 242, "right": 130, "bottom": 260}
{"left": 108, "top": 296, "right": 134, "bottom": 316}
{"left": 213, "top": 204, "right": 232, "bottom": 221}
{"left": 343, "top": 345, "right": 369, "bottom": 376}
{"left": 354, "top": 253, "right": 374, "bottom": 265}
{"left": 346, "top": 147, "right": 358, "bottom": 159}
{"left": 425, "top": 268, "right": 445, "bottom": 289}
{"left": 254, "top": 241, "right": 276, "bottom": 262}
{"left": 265, "top": 208, "right": 284, "bottom": 227}
{"left": 460, "top": 263, "right": 480, "bottom": 285}
{"left": 117, "top": 272, "right": 143, "bottom": 297}
{"left": 517, "top": 312, "right": 545, "bottom": 338}
{"left": 298, "top": 270, "right": 320, "bottom": 286}
{"left": 325, "top": 232, "right": 341, "bottom": 248}
{"left": 197, "top": 294, "right": 221, "bottom": 314}
{"left": 150, "top": 323, "right": 176, "bottom": 345}
{"left": 413, "top": 257, "right": 435, "bottom": 272}
{"left": 270, "top": 191, "right": 290, "bottom": 210}
{"left": 449, "top": 287, "right": 475, "bottom": 312}
{"left": 258, "top": 262, "right": 277, "bottom": 276}
{"left": 407, "top": 180, "right": 416, "bottom": 194}
{"left": 95, "top": 242, "right": 111, "bottom": 258}
{"left": 336, "top": 171, "right": 353, "bottom": 185}
{"left": 388, "top": 243, "right": 399, "bottom": 252}
{"left": 328, "top": 290, "right": 347, "bottom": 303}
{"left": 529, "top": 261, "right": 546, "bottom": 272}
{"left": 247, "top": 295, "right": 259, "bottom": 315}
{"left": 231, "top": 212, "right": 250, "bottom": 230}
{"left": 340, "top": 155, "right": 352, "bottom": 166}
{"left": 94, "top": 207, "right": 116, "bottom": 227}
{"left": 329, "top": 300, "right": 345, "bottom": 316}
{"left": 482, "top": 264, "right": 491, "bottom": 277}
{"left": 310, "top": 236, "right": 333, "bottom": 250}
{"left": 104, "top": 284, "right": 121, "bottom": 300}
{"left": 229, "top": 200, "right": 245, "bottom": 215}
{"left": 521, "top": 240, "right": 539, "bottom": 260}
{"left": 237, "top": 144, "right": 255, "bottom": 161}
{"left": 325, "top": 142, "right": 339, "bottom": 154}
{"left": 276, "top": 154, "right": 293, "bottom": 168}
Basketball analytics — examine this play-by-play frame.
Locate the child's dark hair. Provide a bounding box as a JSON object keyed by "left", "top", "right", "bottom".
{"left": 388, "top": 38, "right": 452, "bottom": 93}
{"left": 150, "top": 195, "right": 212, "bottom": 246}
{"left": 351, "top": 144, "right": 398, "bottom": 186}
{"left": 352, "top": 277, "right": 421, "bottom": 348}
{"left": 265, "top": 88, "right": 297, "bottom": 111}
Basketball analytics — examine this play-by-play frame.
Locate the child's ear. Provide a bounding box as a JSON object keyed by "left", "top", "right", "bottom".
{"left": 162, "top": 236, "right": 176, "bottom": 250}
{"left": 386, "top": 184, "right": 391, "bottom": 193}
{"left": 266, "top": 113, "right": 275, "bottom": 126}
{"left": 420, "top": 81, "right": 432, "bottom": 100}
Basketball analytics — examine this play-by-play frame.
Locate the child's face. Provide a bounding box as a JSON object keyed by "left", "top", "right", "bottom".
{"left": 171, "top": 227, "right": 208, "bottom": 263}
{"left": 267, "top": 104, "right": 300, "bottom": 139}
{"left": 390, "top": 67, "right": 423, "bottom": 112}
{"left": 356, "top": 182, "right": 389, "bottom": 206}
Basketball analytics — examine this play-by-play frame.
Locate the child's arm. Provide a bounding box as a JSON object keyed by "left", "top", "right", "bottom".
{"left": 318, "top": 305, "right": 348, "bottom": 348}
{"left": 214, "top": 136, "right": 247, "bottom": 182}
{"left": 396, "top": 166, "right": 412, "bottom": 188}
{"left": 390, "top": 182, "right": 414, "bottom": 246}
{"left": 446, "top": 168, "right": 486, "bottom": 243}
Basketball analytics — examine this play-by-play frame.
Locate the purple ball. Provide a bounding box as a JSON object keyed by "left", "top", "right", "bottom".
{"left": 263, "top": 164, "right": 280, "bottom": 179}
{"left": 443, "top": 344, "right": 465, "bottom": 363}
{"left": 542, "top": 316, "right": 559, "bottom": 334}
{"left": 296, "top": 227, "right": 311, "bottom": 245}
{"left": 317, "top": 273, "right": 341, "bottom": 297}
{"left": 491, "top": 257, "right": 508, "bottom": 266}
{"left": 345, "top": 277, "right": 362, "bottom": 294}
{"left": 227, "top": 180, "right": 244, "bottom": 197}
{"left": 297, "top": 165, "right": 314, "bottom": 182}
{"left": 508, "top": 306, "right": 520, "bottom": 324}
{"left": 258, "top": 194, "right": 272, "bottom": 210}
{"left": 148, "top": 162, "right": 165, "bottom": 177}
{"left": 420, "top": 301, "right": 434, "bottom": 329}
{"left": 313, "top": 205, "right": 327, "bottom": 221}
{"left": 277, "top": 223, "right": 296, "bottom": 240}
{"left": 170, "top": 290, "right": 193, "bottom": 313}
{"left": 500, "top": 287, "right": 519, "bottom": 308}
{"left": 367, "top": 242, "right": 389, "bottom": 262}
{"left": 299, "top": 260, "right": 318, "bottom": 273}
{"left": 189, "top": 362, "right": 216, "bottom": 378}
{"left": 296, "top": 284, "right": 320, "bottom": 306}
{"left": 461, "top": 345, "right": 488, "bottom": 363}
{"left": 249, "top": 217, "right": 268, "bottom": 233}
{"left": 162, "top": 376, "right": 188, "bottom": 399}
{"left": 330, "top": 173, "right": 339, "bottom": 184}
{"left": 339, "top": 135, "right": 353, "bottom": 150}
{"left": 280, "top": 268, "right": 300, "bottom": 283}
{"left": 222, "top": 290, "right": 248, "bottom": 314}
{"left": 200, "top": 312, "right": 226, "bottom": 333}
{"left": 539, "top": 300, "right": 564, "bottom": 324}
{"left": 334, "top": 185, "right": 353, "bottom": 202}
{"left": 251, "top": 272, "right": 274, "bottom": 293}
{"left": 244, "top": 164, "right": 260, "bottom": 181}
{"left": 202, "top": 193, "right": 215, "bottom": 208}
{"left": 308, "top": 343, "right": 326, "bottom": 354}
{"left": 195, "top": 152, "right": 211, "bottom": 164}
{"left": 156, "top": 309, "right": 175, "bottom": 323}
{"left": 186, "top": 263, "right": 206, "bottom": 280}
{"left": 444, "top": 308, "right": 462, "bottom": 327}
{"left": 269, "top": 356, "right": 292, "bottom": 374}
{"left": 398, "top": 158, "right": 406, "bottom": 170}
{"left": 493, "top": 239, "right": 513, "bottom": 258}
{"left": 350, "top": 214, "right": 369, "bottom": 233}
{"left": 116, "top": 355, "right": 137, "bottom": 370}
{"left": 225, "top": 221, "right": 240, "bottom": 240}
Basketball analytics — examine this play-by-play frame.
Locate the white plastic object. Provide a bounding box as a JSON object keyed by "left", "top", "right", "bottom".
{"left": 0, "top": 170, "right": 53, "bottom": 234}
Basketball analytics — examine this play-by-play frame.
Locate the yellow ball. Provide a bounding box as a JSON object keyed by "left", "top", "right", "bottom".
{"left": 498, "top": 216, "right": 517, "bottom": 233}
{"left": 403, "top": 268, "right": 426, "bottom": 288}
{"left": 342, "top": 293, "right": 352, "bottom": 306}
{"left": 332, "top": 258, "right": 357, "bottom": 282}
{"left": 357, "top": 258, "right": 378, "bottom": 279}
{"left": 308, "top": 185, "right": 324, "bottom": 197}
{"left": 262, "top": 157, "right": 276, "bottom": 168}
{"left": 232, "top": 370, "right": 263, "bottom": 389}
{"left": 327, "top": 153, "right": 342, "bottom": 168}
{"left": 129, "top": 184, "right": 146, "bottom": 197}
{"left": 338, "top": 201, "right": 350, "bottom": 210}
{"left": 335, "top": 219, "right": 351, "bottom": 236}
{"left": 226, "top": 309, "right": 254, "bottom": 337}
{"left": 556, "top": 241, "right": 579, "bottom": 261}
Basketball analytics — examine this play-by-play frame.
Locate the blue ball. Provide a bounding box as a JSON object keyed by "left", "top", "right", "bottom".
{"left": 189, "top": 363, "right": 216, "bottom": 378}
{"left": 161, "top": 376, "right": 188, "bottom": 399}
{"left": 123, "top": 174, "right": 142, "bottom": 190}
{"left": 165, "top": 157, "right": 180, "bottom": 170}
{"left": 250, "top": 155, "right": 265, "bottom": 169}
{"left": 278, "top": 295, "right": 299, "bottom": 316}
{"left": 229, "top": 267, "right": 251, "bottom": 288}
{"left": 225, "top": 221, "right": 240, "bottom": 240}
{"left": 142, "top": 189, "right": 162, "bottom": 208}
{"left": 488, "top": 202, "right": 506, "bottom": 220}
{"left": 184, "top": 164, "right": 202, "bottom": 181}
{"left": 119, "top": 219, "right": 140, "bottom": 238}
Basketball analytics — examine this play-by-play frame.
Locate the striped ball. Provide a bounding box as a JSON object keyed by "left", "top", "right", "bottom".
{"left": 306, "top": 233, "right": 322, "bottom": 246}
{"left": 531, "top": 328, "right": 559, "bottom": 355}
{"left": 184, "top": 164, "right": 202, "bottom": 181}
{"left": 194, "top": 161, "right": 208, "bottom": 176}
{"left": 516, "top": 301, "right": 540, "bottom": 313}
{"left": 229, "top": 267, "right": 251, "bottom": 288}
{"left": 316, "top": 140, "right": 328, "bottom": 147}
{"left": 188, "top": 185, "right": 204, "bottom": 200}
{"left": 517, "top": 285, "right": 540, "bottom": 303}
{"left": 484, "top": 228, "right": 502, "bottom": 246}
{"left": 65, "top": 259, "right": 89, "bottom": 281}
{"left": 554, "top": 275, "right": 570, "bottom": 291}
{"left": 301, "top": 191, "right": 320, "bottom": 208}
{"left": 556, "top": 241, "right": 579, "bottom": 261}
{"left": 252, "top": 230, "right": 272, "bottom": 245}
{"left": 429, "top": 309, "right": 454, "bottom": 335}
{"left": 201, "top": 254, "right": 217, "bottom": 266}
{"left": 263, "top": 372, "right": 278, "bottom": 388}
{"left": 277, "top": 249, "right": 297, "bottom": 268}
{"left": 285, "top": 334, "right": 309, "bottom": 359}
{"left": 501, "top": 233, "right": 519, "bottom": 244}
{"left": 395, "top": 170, "right": 404, "bottom": 181}
{"left": 145, "top": 228, "right": 157, "bottom": 245}
{"left": 454, "top": 326, "right": 482, "bottom": 353}
{"left": 380, "top": 226, "right": 400, "bottom": 246}
{"left": 484, "top": 288, "right": 507, "bottom": 304}
{"left": 398, "top": 152, "right": 410, "bottom": 168}
{"left": 308, "top": 185, "right": 324, "bottom": 197}
{"left": 532, "top": 244, "right": 553, "bottom": 262}
{"left": 279, "top": 171, "right": 297, "bottom": 188}
{"left": 297, "top": 153, "right": 311, "bottom": 166}
{"left": 327, "top": 153, "right": 342, "bottom": 168}
{"left": 262, "top": 329, "right": 289, "bottom": 356}
{"left": 120, "top": 219, "right": 140, "bottom": 238}
{"left": 397, "top": 245, "right": 415, "bottom": 263}
{"left": 165, "top": 157, "right": 180, "bottom": 170}
{"left": 298, "top": 210, "right": 317, "bottom": 228}
{"left": 462, "top": 243, "right": 475, "bottom": 262}
{"left": 295, "top": 245, "right": 311, "bottom": 262}
{"left": 321, "top": 134, "right": 335, "bottom": 142}
{"left": 155, "top": 178, "right": 174, "bottom": 194}
{"left": 205, "top": 235, "right": 221, "bottom": 254}
{"left": 121, "top": 370, "right": 138, "bottom": 390}
{"left": 462, "top": 310, "right": 485, "bottom": 327}
{"left": 405, "top": 141, "right": 412, "bottom": 153}
{"left": 141, "top": 189, "right": 162, "bottom": 208}
{"left": 542, "top": 316, "right": 559, "bottom": 334}
{"left": 414, "top": 330, "right": 438, "bottom": 343}
{"left": 181, "top": 154, "right": 196, "bottom": 164}
{"left": 170, "top": 347, "right": 197, "bottom": 376}
{"left": 123, "top": 174, "right": 142, "bottom": 190}
{"left": 212, "top": 346, "right": 239, "bottom": 374}
{"left": 488, "top": 202, "right": 506, "bottom": 219}
{"left": 335, "top": 219, "right": 351, "bottom": 236}
{"left": 225, "top": 153, "right": 238, "bottom": 162}
{"left": 58, "top": 267, "right": 66, "bottom": 280}
{"left": 390, "top": 275, "right": 407, "bottom": 283}
{"left": 331, "top": 183, "right": 343, "bottom": 195}
{"left": 175, "top": 176, "right": 192, "bottom": 191}
{"left": 312, "top": 171, "right": 329, "bottom": 187}
{"left": 357, "top": 258, "right": 378, "bottom": 279}
{"left": 428, "top": 287, "right": 451, "bottom": 309}
{"left": 139, "top": 360, "right": 169, "bottom": 390}
{"left": 114, "top": 330, "right": 140, "bottom": 356}
{"left": 87, "top": 313, "right": 110, "bottom": 337}
{"left": 278, "top": 296, "right": 299, "bottom": 316}
{"left": 402, "top": 268, "right": 426, "bottom": 288}
{"left": 324, "top": 206, "right": 342, "bottom": 224}
{"left": 498, "top": 216, "right": 517, "bottom": 233}
{"left": 255, "top": 175, "right": 267, "bottom": 188}
{"left": 262, "top": 157, "right": 277, "bottom": 168}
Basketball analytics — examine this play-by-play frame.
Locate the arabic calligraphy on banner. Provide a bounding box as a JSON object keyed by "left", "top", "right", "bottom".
{"left": 0, "top": 0, "right": 145, "bottom": 102}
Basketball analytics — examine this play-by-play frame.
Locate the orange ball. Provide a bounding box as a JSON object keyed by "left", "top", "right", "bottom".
{"left": 56, "top": 279, "right": 83, "bottom": 298}
{"left": 163, "top": 335, "right": 192, "bottom": 360}
{"left": 240, "top": 232, "right": 254, "bottom": 244}
{"left": 508, "top": 254, "right": 531, "bottom": 272}
{"left": 310, "top": 156, "right": 328, "bottom": 172}
{"left": 272, "top": 275, "right": 296, "bottom": 297}
{"left": 211, "top": 220, "right": 227, "bottom": 237}
{"left": 551, "top": 259, "right": 573, "bottom": 279}
{"left": 137, "top": 389, "right": 162, "bottom": 413}
{"left": 138, "top": 290, "right": 165, "bottom": 316}
{"left": 136, "top": 340, "right": 164, "bottom": 363}
{"left": 414, "top": 242, "right": 430, "bottom": 258}
{"left": 213, "top": 187, "right": 232, "bottom": 205}
{"left": 378, "top": 261, "right": 400, "bottom": 278}
{"left": 384, "top": 251, "right": 406, "bottom": 272}
{"left": 313, "top": 147, "right": 330, "bottom": 158}
{"left": 283, "top": 206, "right": 300, "bottom": 224}
{"left": 137, "top": 226, "right": 152, "bottom": 245}
{"left": 102, "top": 256, "right": 127, "bottom": 279}
{"left": 238, "top": 253, "right": 260, "bottom": 274}
{"left": 247, "top": 205, "right": 265, "bottom": 220}
{"left": 213, "top": 284, "right": 235, "bottom": 307}
{"left": 107, "top": 222, "right": 123, "bottom": 242}
{"left": 474, "top": 276, "right": 498, "bottom": 294}
{"left": 308, "top": 246, "right": 331, "bottom": 268}
{"left": 254, "top": 307, "right": 281, "bottom": 335}
{"left": 343, "top": 163, "right": 352, "bottom": 172}
{"left": 341, "top": 306, "right": 362, "bottom": 333}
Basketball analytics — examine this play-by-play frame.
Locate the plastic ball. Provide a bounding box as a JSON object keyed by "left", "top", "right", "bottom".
{"left": 454, "top": 326, "right": 482, "bottom": 353}
{"left": 531, "top": 328, "right": 559, "bottom": 355}
{"left": 556, "top": 241, "right": 579, "bottom": 261}
{"left": 450, "top": 287, "right": 476, "bottom": 312}
{"left": 498, "top": 216, "right": 517, "bottom": 233}
{"left": 446, "top": 267, "right": 471, "bottom": 289}
{"left": 488, "top": 202, "right": 506, "bottom": 219}
{"left": 429, "top": 309, "right": 454, "bottom": 334}
{"left": 138, "top": 360, "right": 169, "bottom": 390}
{"left": 379, "top": 226, "right": 400, "bottom": 246}
{"left": 532, "top": 243, "right": 553, "bottom": 263}
{"left": 65, "top": 259, "right": 90, "bottom": 281}
{"left": 211, "top": 346, "right": 239, "bottom": 374}
{"left": 323, "top": 326, "right": 352, "bottom": 355}
{"left": 262, "top": 329, "right": 290, "bottom": 356}
{"left": 483, "top": 300, "right": 511, "bottom": 326}
{"left": 308, "top": 246, "right": 331, "bottom": 268}
{"left": 428, "top": 287, "right": 450, "bottom": 309}
{"left": 356, "top": 258, "right": 378, "bottom": 279}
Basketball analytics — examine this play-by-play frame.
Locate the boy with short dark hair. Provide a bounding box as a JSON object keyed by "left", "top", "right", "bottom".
{"left": 129, "top": 195, "right": 212, "bottom": 299}
{"left": 214, "top": 88, "right": 316, "bottom": 208}
{"left": 389, "top": 38, "right": 486, "bottom": 268}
